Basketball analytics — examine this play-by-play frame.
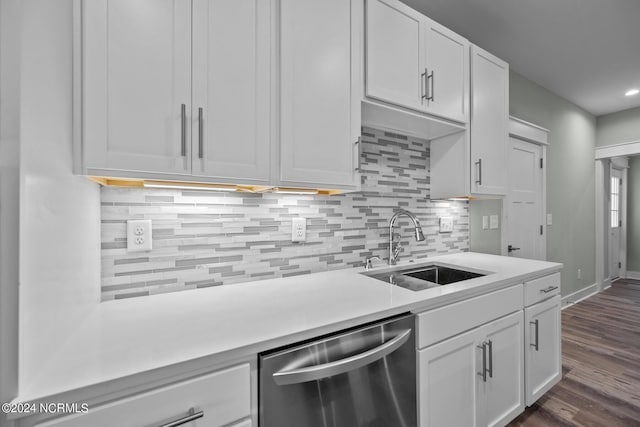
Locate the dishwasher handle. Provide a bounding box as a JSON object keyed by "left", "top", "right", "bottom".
{"left": 272, "top": 329, "right": 411, "bottom": 386}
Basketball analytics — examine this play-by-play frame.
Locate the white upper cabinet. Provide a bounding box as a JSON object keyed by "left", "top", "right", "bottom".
{"left": 83, "top": 0, "right": 192, "bottom": 176}
{"left": 470, "top": 45, "right": 509, "bottom": 195}
{"left": 278, "top": 0, "right": 361, "bottom": 190}
{"left": 365, "top": 0, "right": 469, "bottom": 124}
{"left": 366, "top": 0, "right": 425, "bottom": 112}
{"left": 191, "top": 0, "right": 271, "bottom": 185}
{"left": 430, "top": 44, "right": 509, "bottom": 199}
{"left": 424, "top": 18, "right": 469, "bottom": 123}
{"left": 81, "top": 0, "right": 270, "bottom": 184}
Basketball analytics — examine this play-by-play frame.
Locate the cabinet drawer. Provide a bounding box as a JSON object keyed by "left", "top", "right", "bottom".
{"left": 37, "top": 364, "right": 251, "bottom": 427}
{"left": 417, "top": 284, "right": 523, "bottom": 348}
{"left": 524, "top": 273, "right": 560, "bottom": 307}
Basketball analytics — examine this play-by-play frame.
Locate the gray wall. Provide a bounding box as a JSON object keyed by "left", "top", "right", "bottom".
{"left": 469, "top": 199, "right": 502, "bottom": 255}
{"left": 509, "top": 71, "right": 597, "bottom": 296}
{"left": 0, "top": 0, "right": 21, "bottom": 421}
{"left": 628, "top": 157, "right": 640, "bottom": 272}
{"left": 596, "top": 106, "right": 640, "bottom": 146}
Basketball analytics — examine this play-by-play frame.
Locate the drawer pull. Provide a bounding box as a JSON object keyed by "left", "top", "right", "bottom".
{"left": 159, "top": 407, "right": 203, "bottom": 427}
{"left": 530, "top": 320, "right": 539, "bottom": 351}
{"left": 477, "top": 342, "right": 488, "bottom": 382}
{"left": 180, "top": 104, "right": 187, "bottom": 157}
{"left": 540, "top": 286, "right": 559, "bottom": 293}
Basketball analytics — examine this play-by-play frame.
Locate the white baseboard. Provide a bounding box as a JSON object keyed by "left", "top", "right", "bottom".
{"left": 561, "top": 282, "right": 599, "bottom": 309}
{"left": 626, "top": 271, "right": 640, "bottom": 280}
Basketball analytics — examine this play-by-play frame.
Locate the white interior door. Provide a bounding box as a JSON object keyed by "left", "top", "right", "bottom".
{"left": 507, "top": 138, "right": 543, "bottom": 259}
{"left": 610, "top": 169, "right": 622, "bottom": 279}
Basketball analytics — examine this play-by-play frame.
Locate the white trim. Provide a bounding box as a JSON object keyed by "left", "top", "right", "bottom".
{"left": 611, "top": 156, "right": 629, "bottom": 169}
{"left": 627, "top": 271, "right": 640, "bottom": 280}
{"left": 508, "top": 116, "right": 549, "bottom": 146}
{"left": 561, "top": 283, "right": 599, "bottom": 309}
{"left": 508, "top": 116, "right": 550, "bottom": 134}
{"left": 595, "top": 160, "right": 606, "bottom": 290}
{"left": 595, "top": 140, "right": 640, "bottom": 159}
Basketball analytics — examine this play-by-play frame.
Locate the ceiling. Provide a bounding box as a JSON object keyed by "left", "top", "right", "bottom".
{"left": 401, "top": 0, "right": 640, "bottom": 117}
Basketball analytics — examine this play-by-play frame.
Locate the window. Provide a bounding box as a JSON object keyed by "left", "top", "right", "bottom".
{"left": 611, "top": 176, "right": 620, "bottom": 228}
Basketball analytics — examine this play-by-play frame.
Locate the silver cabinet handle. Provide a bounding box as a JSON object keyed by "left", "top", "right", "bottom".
{"left": 540, "top": 286, "right": 558, "bottom": 293}
{"left": 427, "top": 70, "right": 434, "bottom": 101}
{"left": 354, "top": 136, "right": 362, "bottom": 172}
{"left": 272, "top": 329, "right": 411, "bottom": 386}
{"left": 198, "top": 107, "right": 204, "bottom": 159}
{"left": 158, "top": 407, "right": 203, "bottom": 427}
{"left": 487, "top": 339, "right": 493, "bottom": 378}
{"left": 421, "top": 68, "right": 428, "bottom": 101}
{"left": 475, "top": 159, "right": 482, "bottom": 185}
{"left": 180, "top": 104, "right": 186, "bottom": 157}
{"left": 477, "top": 342, "right": 487, "bottom": 382}
{"left": 530, "top": 320, "right": 539, "bottom": 351}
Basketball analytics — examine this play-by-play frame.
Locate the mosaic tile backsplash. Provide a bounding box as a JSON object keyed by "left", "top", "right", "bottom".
{"left": 101, "top": 127, "right": 469, "bottom": 300}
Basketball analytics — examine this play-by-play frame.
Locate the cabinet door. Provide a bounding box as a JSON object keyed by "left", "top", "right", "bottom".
{"left": 365, "top": 0, "right": 426, "bottom": 112}
{"left": 525, "top": 295, "right": 562, "bottom": 406}
{"left": 470, "top": 45, "right": 509, "bottom": 195}
{"left": 191, "top": 0, "right": 271, "bottom": 185}
{"left": 419, "top": 327, "right": 480, "bottom": 427}
{"left": 424, "top": 18, "right": 469, "bottom": 123}
{"left": 481, "top": 311, "right": 524, "bottom": 427}
{"left": 279, "top": 0, "right": 360, "bottom": 189}
{"left": 83, "top": 0, "right": 192, "bottom": 175}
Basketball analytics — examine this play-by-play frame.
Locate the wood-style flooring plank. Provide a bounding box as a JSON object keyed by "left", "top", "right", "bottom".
{"left": 509, "top": 279, "right": 640, "bottom": 426}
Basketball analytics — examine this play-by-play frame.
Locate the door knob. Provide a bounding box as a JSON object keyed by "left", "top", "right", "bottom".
{"left": 508, "top": 245, "right": 521, "bottom": 253}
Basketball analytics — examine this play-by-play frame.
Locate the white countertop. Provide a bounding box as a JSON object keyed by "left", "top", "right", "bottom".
{"left": 14, "top": 252, "right": 561, "bottom": 405}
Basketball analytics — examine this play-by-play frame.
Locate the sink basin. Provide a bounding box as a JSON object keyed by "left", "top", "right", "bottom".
{"left": 362, "top": 264, "right": 487, "bottom": 292}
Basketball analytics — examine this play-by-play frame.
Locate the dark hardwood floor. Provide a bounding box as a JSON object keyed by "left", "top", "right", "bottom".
{"left": 509, "top": 279, "right": 640, "bottom": 426}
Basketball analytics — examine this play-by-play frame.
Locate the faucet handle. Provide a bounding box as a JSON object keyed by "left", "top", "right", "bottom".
{"left": 365, "top": 256, "right": 382, "bottom": 270}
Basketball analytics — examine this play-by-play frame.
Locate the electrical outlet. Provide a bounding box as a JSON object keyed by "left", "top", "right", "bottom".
{"left": 489, "top": 215, "right": 499, "bottom": 230}
{"left": 546, "top": 213, "right": 553, "bottom": 226}
{"left": 127, "top": 220, "right": 152, "bottom": 252}
{"left": 439, "top": 217, "right": 453, "bottom": 233}
{"left": 577, "top": 269, "right": 581, "bottom": 280}
{"left": 291, "top": 217, "right": 306, "bottom": 242}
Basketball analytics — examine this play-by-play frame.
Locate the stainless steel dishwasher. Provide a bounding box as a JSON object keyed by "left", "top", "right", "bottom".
{"left": 259, "top": 313, "right": 416, "bottom": 427}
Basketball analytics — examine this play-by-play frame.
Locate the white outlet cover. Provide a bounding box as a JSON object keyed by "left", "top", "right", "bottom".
{"left": 482, "top": 216, "right": 489, "bottom": 230}
{"left": 439, "top": 216, "right": 453, "bottom": 233}
{"left": 489, "top": 215, "right": 499, "bottom": 230}
{"left": 291, "top": 217, "right": 306, "bottom": 242}
{"left": 127, "top": 220, "right": 152, "bottom": 252}
{"left": 546, "top": 213, "right": 553, "bottom": 226}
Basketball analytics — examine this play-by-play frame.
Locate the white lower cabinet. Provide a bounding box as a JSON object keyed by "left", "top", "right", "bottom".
{"left": 525, "top": 295, "right": 562, "bottom": 405}
{"left": 482, "top": 312, "right": 525, "bottom": 427}
{"left": 419, "top": 311, "right": 524, "bottom": 427}
{"left": 35, "top": 363, "right": 251, "bottom": 427}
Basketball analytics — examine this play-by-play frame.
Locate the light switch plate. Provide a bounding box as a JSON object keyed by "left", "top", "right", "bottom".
{"left": 127, "top": 220, "right": 152, "bottom": 252}
{"left": 546, "top": 213, "right": 553, "bottom": 225}
{"left": 439, "top": 217, "right": 453, "bottom": 233}
{"left": 291, "top": 217, "right": 306, "bottom": 242}
{"left": 489, "top": 215, "right": 499, "bottom": 230}
{"left": 482, "top": 216, "right": 489, "bottom": 230}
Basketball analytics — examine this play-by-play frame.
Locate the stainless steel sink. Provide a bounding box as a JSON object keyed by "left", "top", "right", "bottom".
{"left": 362, "top": 264, "right": 488, "bottom": 292}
